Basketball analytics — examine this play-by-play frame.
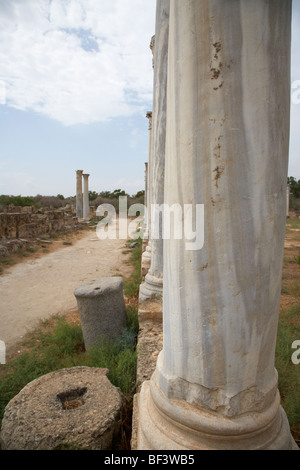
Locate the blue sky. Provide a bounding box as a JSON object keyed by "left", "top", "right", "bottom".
{"left": 0, "top": 0, "right": 299, "bottom": 198}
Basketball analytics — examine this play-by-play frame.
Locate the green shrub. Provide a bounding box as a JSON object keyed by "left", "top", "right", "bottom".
{"left": 0, "top": 195, "right": 35, "bottom": 207}
{"left": 0, "top": 307, "right": 138, "bottom": 427}
{"left": 276, "top": 305, "right": 300, "bottom": 429}
{"left": 123, "top": 239, "right": 142, "bottom": 297}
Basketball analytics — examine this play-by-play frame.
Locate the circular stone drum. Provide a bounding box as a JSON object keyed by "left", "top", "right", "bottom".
{"left": 0, "top": 367, "right": 124, "bottom": 450}
{"left": 74, "top": 277, "right": 126, "bottom": 350}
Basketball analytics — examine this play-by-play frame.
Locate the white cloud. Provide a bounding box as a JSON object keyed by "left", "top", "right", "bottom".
{"left": 0, "top": 0, "right": 155, "bottom": 126}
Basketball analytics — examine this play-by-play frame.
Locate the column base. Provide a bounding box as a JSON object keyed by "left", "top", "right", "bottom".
{"left": 136, "top": 372, "right": 298, "bottom": 450}
{"left": 139, "top": 273, "right": 163, "bottom": 303}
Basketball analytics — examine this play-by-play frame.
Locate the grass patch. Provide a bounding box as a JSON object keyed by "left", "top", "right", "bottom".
{"left": 281, "top": 280, "right": 300, "bottom": 297}
{"left": 17, "top": 249, "right": 30, "bottom": 258}
{"left": 286, "top": 218, "right": 300, "bottom": 230}
{"left": 0, "top": 236, "right": 142, "bottom": 449}
{"left": 0, "top": 307, "right": 138, "bottom": 430}
{"left": 0, "top": 256, "right": 14, "bottom": 274}
{"left": 123, "top": 239, "right": 142, "bottom": 298}
{"left": 276, "top": 304, "right": 300, "bottom": 438}
{"left": 26, "top": 246, "right": 38, "bottom": 254}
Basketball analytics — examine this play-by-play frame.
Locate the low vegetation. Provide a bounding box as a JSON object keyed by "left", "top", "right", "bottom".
{"left": 0, "top": 189, "right": 145, "bottom": 212}
{"left": 277, "top": 216, "right": 300, "bottom": 445}
{"left": 0, "top": 307, "right": 138, "bottom": 418}
{"left": 276, "top": 305, "right": 300, "bottom": 432}
{"left": 0, "top": 217, "right": 299, "bottom": 448}
{"left": 288, "top": 176, "right": 300, "bottom": 211}
{"left": 0, "top": 236, "right": 142, "bottom": 449}
{"left": 123, "top": 239, "right": 142, "bottom": 299}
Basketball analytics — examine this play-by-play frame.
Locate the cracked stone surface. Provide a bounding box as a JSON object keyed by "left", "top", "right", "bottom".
{"left": 0, "top": 367, "right": 124, "bottom": 450}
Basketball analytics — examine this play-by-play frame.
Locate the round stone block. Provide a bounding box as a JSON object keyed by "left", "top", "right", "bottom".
{"left": 0, "top": 367, "right": 124, "bottom": 450}
{"left": 74, "top": 277, "right": 126, "bottom": 349}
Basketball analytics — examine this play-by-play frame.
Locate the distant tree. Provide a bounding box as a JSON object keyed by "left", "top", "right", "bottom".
{"left": 88, "top": 190, "right": 99, "bottom": 201}
{"left": 57, "top": 194, "right": 64, "bottom": 200}
{"left": 0, "top": 195, "right": 10, "bottom": 206}
{"left": 98, "top": 189, "right": 129, "bottom": 199}
{"left": 33, "top": 195, "right": 64, "bottom": 208}
{"left": 132, "top": 190, "right": 145, "bottom": 198}
{"left": 99, "top": 191, "right": 113, "bottom": 199}
{"left": 288, "top": 176, "right": 300, "bottom": 198}
{"left": 110, "top": 189, "right": 129, "bottom": 198}
{"left": 0, "top": 195, "right": 35, "bottom": 206}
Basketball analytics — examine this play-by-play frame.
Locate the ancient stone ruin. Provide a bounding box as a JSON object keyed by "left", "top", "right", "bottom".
{"left": 0, "top": 367, "right": 124, "bottom": 450}
{"left": 74, "top": 277, "right": 126, "bottom": 350}
{"left": 133, "top": 0, "right": 298, "bottom": 451}
{"left": 0, "top": 207, "right": 75, "bottom": 240}
{"left": 0, "top": 0, "right": 298, "bottom": 452}
{"left": 0, "top": 171, "right": 92, "bottom": 256}
{"left": 0, "top": 204, "right": 79, "bottom": 255}
{"left": 76, "top": 170, "right": 90, "bottom": 219}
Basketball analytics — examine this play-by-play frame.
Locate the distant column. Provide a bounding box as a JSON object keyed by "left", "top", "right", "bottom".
{"left": 83, "top": 173, "right": 90, "bottom": 219}
{"left": 76, "top": 170, "right": 83, "bottom": 219}
{"left": 287, "top": 185, "right": 290, "bottom": 217}
{"left": 143, "top": 162, "right": 149, "bottom": 248}
{"left": 139, "top": 0, "right": 169, "bottom": 302}
{"left": 141, "top": 112, "right": 153, "bottom": 280}
{"left": 145, "top": 111, "right": 153, "bottom": 239}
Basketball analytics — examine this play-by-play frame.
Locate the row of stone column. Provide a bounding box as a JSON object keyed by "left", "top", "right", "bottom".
{"left": 136, "top": 0, "right": 297, "bottom": 450}
{"left": 140, "top": 0, "right": 168, "bottom": 301}
{"left": 76, "top": 170, "right": 90, "bottom": 219}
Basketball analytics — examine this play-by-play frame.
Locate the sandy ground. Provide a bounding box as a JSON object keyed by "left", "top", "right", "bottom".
{"left": 1, "top": 218, "right": 298, "bottom": 355}
{"left": 0, "top": 228, "right": 133, "bottom": 352}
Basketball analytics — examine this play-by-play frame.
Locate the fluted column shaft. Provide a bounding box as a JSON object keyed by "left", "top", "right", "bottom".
{"left": 160, "top": 0, "right": 292, "bottom": 410}
{"left": 144, "top": 112, "right": 152, "bottom": 242}
{"left": 139, "top": 0, "right": 169, "bottom": 301}
{"left": 137, "top": 0, "right": 296, "bottom": 450}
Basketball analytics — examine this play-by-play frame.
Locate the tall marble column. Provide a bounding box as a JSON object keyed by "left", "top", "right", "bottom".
{"left": 141, "top": 112, "right": 153, "bottom": 280}
{"left": 83, "top": 173, "right": 90, "bottom": 219}
{"left": 142, "top": 162, "right": 149, "bottom": 250}
{"left": 139, "top": 0, "right": 169, "bottom": 302}
{"left": 76, "top": 170, "right": 83, "bottom": 219}
{"left": 141, "top": 38, "right": 155, "bottom": 278}
{"left": 137, "top": 0, "right": 297, "bottom": 450}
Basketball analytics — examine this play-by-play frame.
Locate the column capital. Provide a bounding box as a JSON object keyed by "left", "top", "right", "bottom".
{"left": 146, "top": 111, "right": 152, "bottom": 130}
{"left": 150, "top": 35, "right": 155, "bottom": 68}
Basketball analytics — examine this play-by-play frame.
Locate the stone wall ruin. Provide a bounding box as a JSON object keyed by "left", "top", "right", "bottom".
{"left": 0, "top": 205, "right": 79, "bottom": 253}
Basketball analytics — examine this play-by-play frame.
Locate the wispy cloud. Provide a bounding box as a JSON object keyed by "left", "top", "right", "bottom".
{"left": 0, "top": 0, "right": 155, "bottom": 126}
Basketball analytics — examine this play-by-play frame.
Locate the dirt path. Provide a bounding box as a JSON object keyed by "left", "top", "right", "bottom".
{"left": 0, "top": 228, "right": 133, "bottom": 352}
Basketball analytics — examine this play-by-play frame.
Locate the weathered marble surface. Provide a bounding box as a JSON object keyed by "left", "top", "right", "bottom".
{"left": 160, "top": 0, "right": 292, "bottom": 416}
{"left": 139, "top": 0, "right": 169, "bottom": 302}
{"left": 137, "top": 0, "right": 296, "bottom": 450}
